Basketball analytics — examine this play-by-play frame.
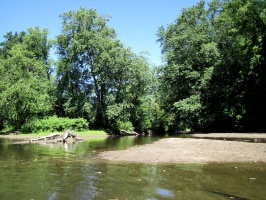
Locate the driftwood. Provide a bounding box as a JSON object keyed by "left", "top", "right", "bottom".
{"left": 60, "top": 129, "right": 83, "bottom": 143}
{"left": 29, "top": 133, "right": 60, "bottom": 143}
{"left": 29, "top": 129, "right": 83, "bottom": 143}
{"left": 120, "top": 130, "right": 139, "bottom": 136}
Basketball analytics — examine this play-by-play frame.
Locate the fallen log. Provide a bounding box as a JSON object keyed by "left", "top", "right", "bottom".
{"left": 120, "top": 130, "right": 139, "bottom": 136}
{"left": 29, "top": 133, "right": 60, "bottom": 143}
{"left": 29, "top": 130, "right": 83, "bottom": 143}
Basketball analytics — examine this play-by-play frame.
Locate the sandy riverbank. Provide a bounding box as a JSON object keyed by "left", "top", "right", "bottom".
{"left": 2, "top": 133, "right": 266, "bottom": 163}
{"left": 97, "top": 133, "right": 266, "bottom": 164}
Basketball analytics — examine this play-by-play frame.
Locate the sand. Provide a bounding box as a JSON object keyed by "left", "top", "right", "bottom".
{"left": 97, "top": 133, "right": 266, "bottom": 164}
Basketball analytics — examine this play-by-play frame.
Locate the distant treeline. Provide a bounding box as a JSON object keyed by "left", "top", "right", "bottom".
{"left": 0, "top": 0, "right": 265, "bottom": 133}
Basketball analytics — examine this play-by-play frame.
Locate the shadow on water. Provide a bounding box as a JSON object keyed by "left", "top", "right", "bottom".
{"left": 172, "top": 133, "right": 266, "bottom": 143}
{"left": 208, "top": 190, "right": 249, "bottom": 200}
{"left": 195, "top": 137, "right": 266, "bottom": 143}
{"left": 0, "top": 136, "right": 265, "bottom": 200}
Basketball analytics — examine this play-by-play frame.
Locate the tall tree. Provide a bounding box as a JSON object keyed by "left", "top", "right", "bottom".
{"left": 0, "top": 27, "right": 53, "bottom": 128}
{"left": 56, "top": 7, "right": 151, "bottom": 130}
{"left": 157, "top": 1, "right": 219, "bottom": 131}
{"left": 205, "top": 0, "right": 266, "bottom": 131}
{"left": 157, "top": 0, "right": 266, "bottom": 132}
{"left": 0, "top": 28, "right": 53, "bottom": 129}
{"left": 56, "top": 8, "right": 114, "bottom": 124}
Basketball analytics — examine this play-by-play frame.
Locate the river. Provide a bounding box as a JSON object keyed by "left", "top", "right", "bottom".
{"left": 0, "top": 136, "right": 265, "bottom": 199}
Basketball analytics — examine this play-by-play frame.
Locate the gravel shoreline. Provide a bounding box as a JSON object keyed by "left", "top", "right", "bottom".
{"left": 97, "top": 133, "right": 266, "bottom": 164}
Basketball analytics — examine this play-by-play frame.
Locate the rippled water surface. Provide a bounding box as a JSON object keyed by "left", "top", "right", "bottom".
{"left": 0, "top": 136, "right": 265, "bottom": 200}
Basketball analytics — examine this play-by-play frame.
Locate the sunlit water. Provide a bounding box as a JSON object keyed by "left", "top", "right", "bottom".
{"left": 0, "top": 136, "right": 265, "bottom": 200}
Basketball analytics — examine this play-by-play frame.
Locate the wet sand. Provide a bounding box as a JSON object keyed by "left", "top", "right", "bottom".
{"left": 98, "top": 133, "right": 266, "bottom": 164}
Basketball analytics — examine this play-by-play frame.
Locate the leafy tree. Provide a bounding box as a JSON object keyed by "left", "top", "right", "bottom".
{"left": 205, "top": 0, "right": 266, "bottom": 131}
{"left": 0, "top": 28, "right": 54, "bottom": 130}
{"left": 157, "top": 1, "right": 219, "bottom": 131}
{"left": 23, "top": 27, "right": 53, "bottom": 80}
{"left": 0, "top": 44, "right": 53, "bottom": 129}
{"left": 157, "top": 0, "right": 266, "bottom": 132}
{"left": 0, "top": 31, "right": 26, "bottom": 59}
{"left": 56, "top": 7, "right": 152, "bottom": 131}
{"left": 56, "top": 8, "right": 115, "bottom": 124}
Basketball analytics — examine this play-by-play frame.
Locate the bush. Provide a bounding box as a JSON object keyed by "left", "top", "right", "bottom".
{"left": 118, "top": 121, "right": 134, "bottom": 131}
{"left": 21, "top": 116, "right": 88, "bottom": 133}
{"left": 112, "top": 120, "right": 134, "bottom": 132}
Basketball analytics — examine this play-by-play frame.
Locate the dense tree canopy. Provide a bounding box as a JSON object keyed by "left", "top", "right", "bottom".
{"left": 157, "top": 0, "right": 266, "bottom": 132}
{"left": 55, "top": 8, "right": 152, "bottom": 131}
{"left": 0, "top": 1, "right": 265, "bottom": 133}
{"left": 0, "top": 28, "right": 54, "bottom": 130}
{"left": 157, "top": 1, "right": 217, "bottom": 131}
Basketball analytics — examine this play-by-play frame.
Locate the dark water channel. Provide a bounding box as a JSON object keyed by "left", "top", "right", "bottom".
{"left": 0, "top": 136, "right": 265, "bottom": 200}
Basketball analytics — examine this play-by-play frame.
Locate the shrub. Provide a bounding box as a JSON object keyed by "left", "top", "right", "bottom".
{"left": 118, "top": 121, "right": 134, "bottom": 131}
{"left": 21, "top": 116, "right": 88, "bottom": 133}
{"left": 112, "top": 120, "right": 134, "bottom": 132}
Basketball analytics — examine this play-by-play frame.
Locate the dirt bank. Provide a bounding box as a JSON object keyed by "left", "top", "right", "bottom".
{"left": 98, "top": 133, "right": 266, "bottom": 164}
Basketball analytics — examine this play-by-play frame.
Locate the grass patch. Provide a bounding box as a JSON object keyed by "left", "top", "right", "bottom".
{"left": 15, "top": 130, "right": 107, "bottom": 136}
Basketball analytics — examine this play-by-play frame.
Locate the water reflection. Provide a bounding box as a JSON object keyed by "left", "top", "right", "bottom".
{"left": 0, "top": 136, "right": 265, "bottom": 200}
{"left": 156, "top": 188, "right": 175, "bottom": 198}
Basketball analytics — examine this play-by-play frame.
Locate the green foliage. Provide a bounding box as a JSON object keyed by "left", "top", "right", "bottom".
{"left": 157, "top": 1, "right": 216, "bottom": 131}
{"left": 157, "top": 0, "right": 266, "bottom": 132}
{"left": 2, "top": 1, "right": 265, "bottom": 133}
{"left": 0, "top": 123, "right": 15, "bottom": 133}
{"left": 203, "top": 0, "right": 266, "bottom": 131}
{"left": 56, "top": 7, "right": 152, "bottom": 131}
{"left": 21, "top": 116, "right": 88, "bottom": 133}
{"left": 0, "top": 31, "right": 26, "bottom": 59}
{"left": 55, "top": 7, "right": 119, "bottom": 124}
{"left": 106, "top": 103, "right": 132, "bottom": 122}
{"left": 112, "top": 120, "right": 134, "bottom": 132}
{"left": 0, "top": 28, "right": 54, "bottom": 129}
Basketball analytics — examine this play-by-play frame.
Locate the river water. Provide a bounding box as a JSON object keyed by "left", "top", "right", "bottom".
{"left": 0, "top": 136, "right": 265, "bottom": 200}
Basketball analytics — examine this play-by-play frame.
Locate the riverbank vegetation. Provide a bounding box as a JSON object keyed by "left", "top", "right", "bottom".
{"left": 0, "top": 0, "right": 265, "bottom": 134}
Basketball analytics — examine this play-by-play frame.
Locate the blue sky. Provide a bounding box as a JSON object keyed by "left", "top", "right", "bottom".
{"left": 1, "top": 0, "right": 202, "bottom": 66}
